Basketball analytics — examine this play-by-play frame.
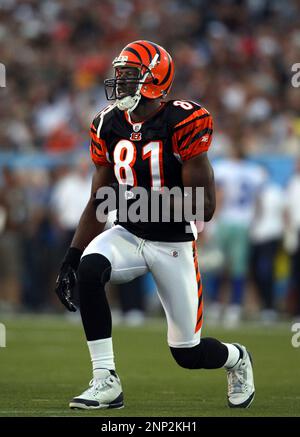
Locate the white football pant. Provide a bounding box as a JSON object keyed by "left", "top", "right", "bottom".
{"left": 82, "top": 225, "right": 203, "bottom": 348}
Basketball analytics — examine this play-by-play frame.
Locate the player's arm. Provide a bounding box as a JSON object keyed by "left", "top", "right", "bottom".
{"left": 172, "top": 104, "right": 215, "bottom": 221}
{"left": 55, "top": 114, "right": 114, "bottom": 311}
{"left": 182, "top": 152, "right": 216, "bottom": 221}
{"left": 71, "top": 164, "right": 115, "bottom": 251}
{"left": 68, "top": 118, "right": 115, "bottom": 250}
{"left": 55, "top": 164, "right": 114, "bottom": 312}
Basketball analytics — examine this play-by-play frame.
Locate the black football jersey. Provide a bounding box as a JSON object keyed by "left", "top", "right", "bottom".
{"left": 90, "top": 99, "right": 213, "bottom": 242}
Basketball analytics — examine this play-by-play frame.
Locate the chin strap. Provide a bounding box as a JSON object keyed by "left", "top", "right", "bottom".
{"left": 117, "top": 53, "right": 159, "bottom": 113}
{"left": 116, "top": 94, "right": 141, "bottom": 112}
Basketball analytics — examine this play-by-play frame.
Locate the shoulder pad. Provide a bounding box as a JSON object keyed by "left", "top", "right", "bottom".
{"left": 166, "top": 99, "right": 203, "bottom": 126}
{"left": 91, "top": 104, "right": 117, "bottom": 138}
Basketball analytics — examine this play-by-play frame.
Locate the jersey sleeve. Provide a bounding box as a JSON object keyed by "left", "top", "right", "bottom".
{"left": 89, "top": 118, "right": 112, "bottom": 167}
{"left": 172, "top": 107, "right": 213, "bottom": 161}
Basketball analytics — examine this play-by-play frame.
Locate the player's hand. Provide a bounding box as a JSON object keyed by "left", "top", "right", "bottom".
{"left": 55, "top": 264, "right": 77, "bottom": 311}
{"left": 55, "top": 247, "right": 82, "bottom": 312}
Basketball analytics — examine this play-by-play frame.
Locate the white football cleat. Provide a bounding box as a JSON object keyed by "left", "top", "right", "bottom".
{"left": 69, "top": 369, "right": 124, "bottom": 410}
{"left": 227, "top": 344, "right": 255, "bottom": 408}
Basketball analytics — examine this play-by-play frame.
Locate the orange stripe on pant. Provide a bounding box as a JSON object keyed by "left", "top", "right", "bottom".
{"left": 192, "top": 241, "right": 203, "bottom": 333}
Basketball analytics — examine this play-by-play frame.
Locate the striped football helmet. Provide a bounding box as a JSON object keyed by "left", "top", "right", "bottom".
{"left": 104, "top": 40, "right": 174, "bottom": 111}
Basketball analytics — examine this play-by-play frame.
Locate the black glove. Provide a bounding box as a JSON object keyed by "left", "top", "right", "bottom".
{"left": 55, "top": 247, "right": 82, "bottom": 312}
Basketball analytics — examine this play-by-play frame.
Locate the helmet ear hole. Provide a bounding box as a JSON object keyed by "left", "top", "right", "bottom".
{"left": 153, "top": 78, "right": 159, "bottom": 85}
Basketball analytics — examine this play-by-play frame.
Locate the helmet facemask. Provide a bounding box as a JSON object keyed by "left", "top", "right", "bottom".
{"left": 104, "top": 54, "right": 159, "bottom": 112}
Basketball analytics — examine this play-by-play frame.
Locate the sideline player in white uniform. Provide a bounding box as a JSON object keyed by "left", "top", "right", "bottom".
{"left": 211, "top": 147, "right": 266, "bottom": 326}
{"left": 55, "top": 41, "right": 255, "bottom": 410}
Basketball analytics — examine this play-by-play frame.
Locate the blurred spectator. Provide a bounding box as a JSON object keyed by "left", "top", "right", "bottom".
{"left": 0, "top": 0, "right": 299, "bottom": 157}
{"left": 285, "top": 158, "right": 300, "bottom": 319}
{"left": 250, "top": 170, "right": 285, "bottom": 323}
{"left": 21, "top": 168, "right": 53, "bottom": 310}
{"left": 50, "top": 157, "right": 92, "bottom": 247}
{"left": 114, "top": 276, "right": 147, "bottom": 326}
{"left": 208, "top": 141, "right": 266, "bottom": 327}
{"left": 0, "top": 167, "right": 26, "bottom": 312}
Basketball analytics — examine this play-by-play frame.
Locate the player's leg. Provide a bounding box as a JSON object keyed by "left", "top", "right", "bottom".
{"left": 146, "top": 239, "right": 255, "bottom": 408}
{"left": 70, "top": 225, "right": 148, "bottom": 409}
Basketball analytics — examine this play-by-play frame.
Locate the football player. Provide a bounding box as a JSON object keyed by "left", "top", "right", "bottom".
{"left": 55, "top": 40, "right": 255, "bottom": 410}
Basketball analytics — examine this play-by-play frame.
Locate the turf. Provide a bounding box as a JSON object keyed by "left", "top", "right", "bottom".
{"left": 0, "top": 316, "right": 299, "bottom": 417}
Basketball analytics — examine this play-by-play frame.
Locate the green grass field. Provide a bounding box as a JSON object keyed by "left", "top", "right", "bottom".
{"left": 0, "top": 316, "right": 299, "bottom": 417}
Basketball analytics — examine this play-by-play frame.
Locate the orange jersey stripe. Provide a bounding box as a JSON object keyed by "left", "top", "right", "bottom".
{"left": 90, "top": 130, "right": 104, "bottom": 145}
{"left": 192, "top": 241, "right": 203, "bottom": 333}
{"left": 174, "top": 107, "right": 209, "bottom": 130}
{"left": 172, "top": 108, "right": 213, "bottom": 161}
{"left": 89, "top": 126, "right": 111, "bottom": 166}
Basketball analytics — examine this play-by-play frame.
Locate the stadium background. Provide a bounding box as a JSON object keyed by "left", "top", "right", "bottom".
{"left": 0, "top": 0, "right": 300, "bottom": 417}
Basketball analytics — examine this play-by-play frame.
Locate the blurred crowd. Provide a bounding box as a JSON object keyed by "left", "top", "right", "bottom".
{"left": 0, "top": 0, "right": 300, "bottom": 322}
{"left": 0, "top": 0, "right": 300, "bottom": 155}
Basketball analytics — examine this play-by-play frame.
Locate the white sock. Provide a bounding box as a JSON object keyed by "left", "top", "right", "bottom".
{"left": 87, "top": 338, "right": 116, "bottom": 378}
{"left": 223, "top": 343, "right": 241, "bottom": 369}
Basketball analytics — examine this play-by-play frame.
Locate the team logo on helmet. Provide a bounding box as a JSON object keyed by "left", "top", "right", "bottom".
{"left": 113, "top": 55, "right": 128, "bottom": 65}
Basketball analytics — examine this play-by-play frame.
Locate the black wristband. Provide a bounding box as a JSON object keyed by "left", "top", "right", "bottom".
{"left": 63, "top": 247, "right": 83, "bottom": 271}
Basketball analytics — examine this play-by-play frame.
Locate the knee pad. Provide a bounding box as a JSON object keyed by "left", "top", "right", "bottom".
{"left": 170, "top": 345, "right": 202, "bottom": 369}
{"left": 170, "top": 338, "right": 228, "bottom": 369}
{"left": 78, "top": 253, "right": 111, "bottom": 285}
